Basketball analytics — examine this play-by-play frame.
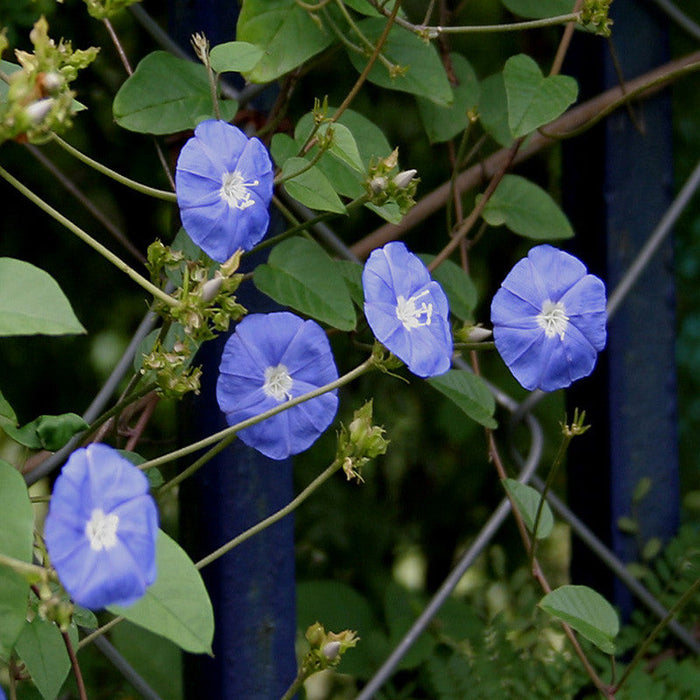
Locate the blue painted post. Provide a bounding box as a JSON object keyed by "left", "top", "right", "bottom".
{"left": 167, "top": 2, "right": 297, "bottom": 696}
{"left": 564, "top": 0, "right": 679, "bottom": 616}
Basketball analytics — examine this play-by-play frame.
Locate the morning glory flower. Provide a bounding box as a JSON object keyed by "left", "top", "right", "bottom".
{"left": 216, "top": 312, "right": 339, "bottom": 460}
{"left": 175, "top": 119, "right": 274, "bottom": 262}
{"left": 490, "top": 244, "right": 607, "bottom": 392}
{"left": 44, "top": 444, "right": 158, "bottom": 610}
{"left": 362, "top": 241, "right": 453, "bottom": 377}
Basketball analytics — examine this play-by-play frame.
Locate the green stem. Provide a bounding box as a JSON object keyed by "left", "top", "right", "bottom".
{"left": 196, "top": 458, "right": 343, "bottom": 570}
{"left": 274, "top": 144, "right": 328, "bottom": 185}
{"left": 280, "top": 669, "right": 307, "bottom": 700}
{"left": 528, "top": 431, "right": 572, "bottom": 568}
{"left": 0, "top": 552, "right": 48, "bottom": 582}
{"left": 139, "top": 357, "right": 375, "bottom": 472}
{"left": 0, "top": 164, "right": 179, "bottom": 308}
{"left": 614, "top": 573, "right": 700, "bottom": 692}
{"left": 51, "top": 135, "right": 177, "bottom": 202}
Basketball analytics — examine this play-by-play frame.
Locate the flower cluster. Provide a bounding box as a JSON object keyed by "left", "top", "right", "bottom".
{"left": 490, "top": 244, "right": 607, "bottom": 392}
{"left": 175, "top": 120, "right": 274, "bottom": 262}
{"left": 362, "top": 241, "right": 453, "bottom": 378}
{"left": 44, "top": 444, "right": 159, "bottom": 610}
{"left": 216, "top": 312, "right": 340, "bottom": 460}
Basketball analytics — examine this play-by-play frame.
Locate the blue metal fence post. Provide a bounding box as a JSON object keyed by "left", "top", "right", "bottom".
{"left": 168, "top": 2, "right": 297, "bottom": 696}
{"left": 564, "top": 0, "right": 679, "bottom": 616}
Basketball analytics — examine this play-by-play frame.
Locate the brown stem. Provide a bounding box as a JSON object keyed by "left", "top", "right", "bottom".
{"left": 350, "top": 50, "right": 700, "bottom": 260}
{"left": 331, "top": 0, "right": 403, "bottom": 124}
{"left": 62, "top": 629, "right": 88, "bottom": 700}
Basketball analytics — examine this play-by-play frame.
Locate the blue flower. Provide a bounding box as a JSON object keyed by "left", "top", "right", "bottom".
{"left": 490, "top": 244, "right": 607, "bottom": 392}
{"left": 216, "top": 312, "right": 339, "bottom": 460}
{"left": 44, "top": 444, "right": 158, "bottom": 610}
{"left": 175, "top": 119, "right": 274, "bottom": 262}
{"left": 362, "top": 241, "right": 453, "bottom": 377}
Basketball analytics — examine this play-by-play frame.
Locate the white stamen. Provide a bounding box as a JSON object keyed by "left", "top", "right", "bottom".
{"left": 537, "top": 299, "right": 569, "bottom": 340}
{"left": 396, "top": 289, "right": 433, "bottom": 330}
{"left": 85, "top": 508, "right": 119, "bottom": 552}
{"left": 219, "top": 170, "right": 259, "bottom": 210}
{"left": 263, "top": 364, "right": 293, "bottom": 402}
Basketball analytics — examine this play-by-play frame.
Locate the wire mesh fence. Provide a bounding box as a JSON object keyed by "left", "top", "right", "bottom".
{"left": 4, "top": 0, "right": 700, "bottom": 697}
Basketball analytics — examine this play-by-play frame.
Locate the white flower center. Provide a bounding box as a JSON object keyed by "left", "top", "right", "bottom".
{"left": 219, "top": 170, "right": 259, "bottom": 210}
{"left": 537, "top": 299, "right": 569, "bottom": 340}
{"left": 396, "top": 290, "right": 433, "bottom": 331}
{"left": 263, "top": 364, "right": 293, "bottom": 402}
{"left": 85, "top": 508, "right": 119, "bottom": 552}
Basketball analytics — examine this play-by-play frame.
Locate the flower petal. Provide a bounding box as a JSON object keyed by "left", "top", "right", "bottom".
{"left": 363, "top": 242, "right": 453, "bottom": 378}
{"left": 44, "top": 444, "right": 159, "bottom": 610}
{"left": 491, "top": 245, "right": 607, "bottom": 392}
{"left": 216, "top": 312, "right": 339, "bottom": 460}
{"left": 175, "top": 119, "right": 274, "bottom": 261}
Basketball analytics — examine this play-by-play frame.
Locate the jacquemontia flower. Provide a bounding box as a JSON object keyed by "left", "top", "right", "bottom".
{"left": 216, "top": 312, "right": 339, "bottom": 460}
{"left": 44, "top": 444, "right": 158, "bottom": 610}
{"left": 490, "top": 244, "right": 607, "bottom": 392}
{"left": 175, "top": 119, "right": 274, "bottom": 262}
{"left": 362, "top": 241, "right": 453, "bottom": 377}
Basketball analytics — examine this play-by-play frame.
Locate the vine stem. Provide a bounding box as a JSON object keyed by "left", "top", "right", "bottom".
{"left": 51, "top": 135, "right": 177, "bottom": 202}
{"left": 0, "top": 164, "right": 179, "bottom": 309}
{"left": 139, "top": 357, "right": 375, "bottom": 472}
{"left": 330, "top": 0, "right": 403, "bottom": 124}
{"left": 62, "top": 629, "right": 88, "bottom": 700}
{"left": 613, "top": 573, "right": 700, "bottom": 693}
{"left": 195, "top": 458, "right": 342, "bottom": 569}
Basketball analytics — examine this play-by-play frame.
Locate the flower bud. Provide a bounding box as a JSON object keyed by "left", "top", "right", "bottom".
{"left": 201, "top": 275, "right": 223, "bottom": 303}
{"left": 369, "top": 176, "right": 388, "bottom": 194}
{"left": 322, "top": 641, "right": 341, "bottom": 660}
{"left": 25, "top": 98, "right": 54, "bottom": 125}
{"left": 392, "top": 168, "right": 417, "bottom": 189}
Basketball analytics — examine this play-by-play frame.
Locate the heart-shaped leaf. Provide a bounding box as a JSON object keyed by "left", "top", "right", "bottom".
{"left": 504, "top": 54, "right": 577, "bottom": 138}
{"left": 481, "top": 174, "right": 574, "bottom": 240}
{"left": 418, "top": 53, "right": 480, "bottom": 143}
{"left": 539, "top": 585, "right": 619, "bottom": 654}
{"left": 428, "top": 370, "right": 497, "bottom": 429}
{"left": 502, "top": 478, "right": 554, "bottom": 539}
{"left": 254, "top": 237, "right": 357, "bottom": 331}
{"left": 113, "top": 51, "right": 238, "bottom": 134}
{"left": 0, "top": 258, "right": 85, "bottom": 337}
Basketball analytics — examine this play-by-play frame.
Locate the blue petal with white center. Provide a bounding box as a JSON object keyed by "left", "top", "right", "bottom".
{"left": 216, "top": 312, "right": 340, "bottom": 460}
{"left": 490, "top": 244, "right": 607, "bottom": 392}
{"left": 44, "top": 444, "right": 159, "bottom": 610}
{"left": 363, "top": 241, "right": 453, "bottom": 377}
{"left": 175, "top": 120, "right": 274, "bottom": 262}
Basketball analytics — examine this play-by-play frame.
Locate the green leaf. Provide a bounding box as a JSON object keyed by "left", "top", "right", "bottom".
{"left": 113, "top": 51, "right": 238, "bottom": 135}
{"left": 481, "top": 174, "right": 574, "bottom": 240}
{"left": 15, "top": 618, "right": 78, "bottom": 700}
{"left": 109, "top": 530, "right": 214, "bottom": 654}
{"left": 428, "top": 370, "right": 497, "bottom": 429}
{"left": 0, "top": 258, "right": 85, "bottom": 336}
{"left": 418, "top": 255, "right": 478, "bottom": 321}
{"left": 539, "top": 585, "right": 619, "bottom": 654}
{"left": 3, "top": 413, "right": 88, "bottom": 451}
{"left": 237, "top": 0, "right": 337, "bottom": 83}
{"left": 280, "top": 157, "right": 347, "bottom": 214}
{"left": 335, "top": 260, "right": 364, "bottom": 309}
{"left": 478, "top": 71, "right": 514, "bottom": 147}
{"left": 501, "top": 478, "right": 554, "bottom": 539}
{"left": 317, "top": 122, "right": 364, "bottom": 172}
{"left": 501, "top": 0, "right": 574, "bottom": 19}
{"left": 504, "top": 54, "right": 577, "bottom": 138}
{"left": 0, "top": 389, "right": 17, "bottom": 427}
{"left": 347, "top": 19, "right": 453, "bottom": 105}
{"left": 254, "top": 238, "right": 357, "bottom": 330}
{"left": 209, "top": 41, "right": 264, "bottom": 74}
{"left": 0, "top": 460, "right": 34, "bottom": 660}
{"left": 417, "top": 53, "right": 480, "bottom": 143}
